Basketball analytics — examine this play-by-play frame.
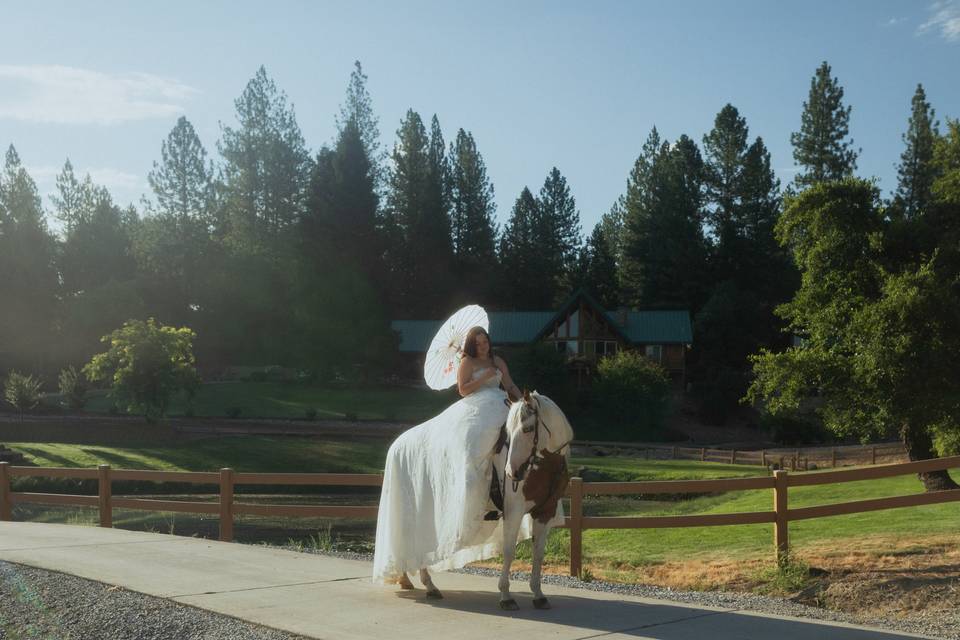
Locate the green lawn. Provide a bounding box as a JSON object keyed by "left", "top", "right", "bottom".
{"left": 7, "top": 439, "right": 959, "bottom": 567}
{"left": 57, "top": 381, "right": 458, "bottom": 422}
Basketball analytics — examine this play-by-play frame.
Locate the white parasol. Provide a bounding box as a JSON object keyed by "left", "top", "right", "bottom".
{"left": 423, "top": 304, "right": 489, "bottom": 390}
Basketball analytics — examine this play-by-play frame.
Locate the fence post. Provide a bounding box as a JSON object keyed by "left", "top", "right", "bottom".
{"left": 761, "top": 450, "right": 766, "bottom": 467}
{"left": 219, "top": 467, "right": 234, "bottom": 542}
{"left": 0, "top": 462, "right": 11, "bottom": 521}
{"left": 672, "top": 446, "right": 678, "bottom": 460}
{"left": 569, "top": 477, "right": 583, "bottom": 578}
{"left": 831, "top": 448, "right": 837, "bottom": 467}
{"left": 773, "top": 470, "right": 789, "bottom": 565}
{"left": 98, "top": 465, "right": 112, "bottom": 528}
{"left": 731, "top": 450, "right": 737, "bottom": 465}
{"left": 700, "top": 448, "right": 706, "bottom": 462}
{"left": 871, "top": 446, "right": 877, "bottom": 465}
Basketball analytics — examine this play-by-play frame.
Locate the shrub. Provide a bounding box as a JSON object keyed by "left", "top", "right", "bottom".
{"left": 58, "top": 366, "right": 88, "bottom": 410}
{"left": 304, "top": 407, "right": 318, "bottom": 420}
{"left": 589, "top": 350, "right": 671, "bottom": 441}
{"left": 4, "top": 371, "right": 43, "bottom": 420}
{"left": 226, "top": 406, "right": 242, "bottom": 418}
{"left": 760, "top": 410, "right": 830, "bottom": 445}
{"left": 84, "top": 318, "right": 200, "bottom": 421}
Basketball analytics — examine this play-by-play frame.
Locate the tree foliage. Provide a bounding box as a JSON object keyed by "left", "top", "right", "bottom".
{"left": 790, "top": 61, "right": 859, "bottom": 189}
{"left": 84, "top": 318, "right": 200, "bottom": 421}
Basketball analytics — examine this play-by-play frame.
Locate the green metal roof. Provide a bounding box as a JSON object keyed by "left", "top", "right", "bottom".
{"left": 623, "top": 310, "right": 692, "bottom": 344}
{"left": 392, "top": 307, "right": 692, "bottom": 353}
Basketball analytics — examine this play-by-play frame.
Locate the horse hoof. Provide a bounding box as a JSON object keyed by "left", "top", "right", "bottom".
{"left": 532, "top": 597, "right": 551, "bottom": 610}
{"left": 499, "top": 598, "right": 519, "bottom": 611}
{"left": 425, "top": 588, "right": 444, "bottom": 600}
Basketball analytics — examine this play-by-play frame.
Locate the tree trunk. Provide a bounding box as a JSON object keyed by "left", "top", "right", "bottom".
{"left": 900, "top": 422, "right": 959, "bottom": 492}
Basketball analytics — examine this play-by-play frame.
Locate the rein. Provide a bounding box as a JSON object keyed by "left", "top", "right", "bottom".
{"left": 508, "top": 404, "right": 572, "bottom": 492}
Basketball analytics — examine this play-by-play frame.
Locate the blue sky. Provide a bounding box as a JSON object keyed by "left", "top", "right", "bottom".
{"left": 0, "top": 1, "right": 957, "bottom": 236}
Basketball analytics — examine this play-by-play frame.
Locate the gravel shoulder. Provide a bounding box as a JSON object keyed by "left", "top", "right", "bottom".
{"left": 2, "top": 550, "right": 956, "bottom": 640}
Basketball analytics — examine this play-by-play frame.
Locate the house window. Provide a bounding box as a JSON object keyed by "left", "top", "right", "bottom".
{"left": 555, "top": 341, "right": 567, "bottom": 354}
{"left": 645, "top": 344, "right": 662, "bottom": 362}
{"left": 568, "top": 341, "right": 579, "bottom": 356}
{"left": 569, "top": 310, "right": 579, "bottom": 338}
{"left": 584, "top": 340, "right": 596, "bottom": 356}
{"left": 605, "top": 341, "right": 618, "bottom": 356}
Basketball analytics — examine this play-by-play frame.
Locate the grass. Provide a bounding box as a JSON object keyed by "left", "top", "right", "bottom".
{"left": 7, "top": 439, "right": 960, "bottom": 581}
{"left": 57, "top": 382, "right": 457, "bottom": 422}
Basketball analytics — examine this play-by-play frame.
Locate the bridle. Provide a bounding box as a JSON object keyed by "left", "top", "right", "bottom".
{"left": 507, "top": 400, "right": 572, "bottom": 493}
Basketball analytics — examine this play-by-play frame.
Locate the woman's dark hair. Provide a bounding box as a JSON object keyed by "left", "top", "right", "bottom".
{"left": 462, "top": 326, "right": 491, "bottom": 359}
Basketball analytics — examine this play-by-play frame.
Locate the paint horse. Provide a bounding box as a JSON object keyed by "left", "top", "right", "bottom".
{"left": 497, "top": 390, "right": 574, "bottom": 610}
{"left": 400, "top": 391, "right": 573, "bottom": 609}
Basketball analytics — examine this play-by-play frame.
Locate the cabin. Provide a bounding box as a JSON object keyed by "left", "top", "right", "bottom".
{"left": 392, "top": 290, "right": 693, "bottom": 388}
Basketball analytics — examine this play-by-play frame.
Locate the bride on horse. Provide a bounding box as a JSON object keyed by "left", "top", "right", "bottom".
{"left": 372, "top": 325, "right": 524, "bottom": 594}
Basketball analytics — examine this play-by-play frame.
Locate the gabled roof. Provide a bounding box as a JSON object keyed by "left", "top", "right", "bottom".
{"left": 392, "top": 290, "right": 692, "bottom": 353}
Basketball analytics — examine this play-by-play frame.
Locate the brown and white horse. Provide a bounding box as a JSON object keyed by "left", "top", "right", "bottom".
{"left": 401, "top": 391, "right": 573, "bottom": 609}
{"left": 497, "top": 390, "right": 573, "bottom": 610}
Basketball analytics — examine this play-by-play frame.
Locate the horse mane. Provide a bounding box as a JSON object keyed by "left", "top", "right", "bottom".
{"left": 506, "top": 391, "right": 574, "bottom": 454}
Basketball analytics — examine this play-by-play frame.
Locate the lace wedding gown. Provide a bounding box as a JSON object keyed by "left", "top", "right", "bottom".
{"left": 372, "top": 367, "right": 530, "bottom": 582}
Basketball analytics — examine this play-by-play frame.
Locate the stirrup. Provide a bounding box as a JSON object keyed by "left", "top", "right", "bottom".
{"left": 483, "top": 510, "right": 502, "bottom": 521}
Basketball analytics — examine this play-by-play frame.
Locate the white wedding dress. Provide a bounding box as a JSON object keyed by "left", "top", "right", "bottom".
{"left": 372, "top": 367, "right": 531, "bottom": 582}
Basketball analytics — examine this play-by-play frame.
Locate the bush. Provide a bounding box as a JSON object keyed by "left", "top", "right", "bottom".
{"left": 588, "top": 350, "right": 671, "bottom": 441}
{"left": 304, "top": 407, "right": 318, "bottom": 420}
{"left": 58, "top": 366, "right": 88, "bottom": 410}
{"left": 84, "top": 318, "right": 200, "bottom": 421}
{"left": 4, "top": 371, "right": 43, "bottom": 419}
{"left": 760, "top": 410, "right": 830, "bottom": 445}
{"left": 226, "top": 407, "right": 242, "bottom": 418}
{"left": 693, "top": 366, "right": 748, "bottom": 425}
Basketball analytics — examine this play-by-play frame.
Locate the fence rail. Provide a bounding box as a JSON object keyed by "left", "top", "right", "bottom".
{"left": 2, "top": 455, "right": 958, "bottom": 578}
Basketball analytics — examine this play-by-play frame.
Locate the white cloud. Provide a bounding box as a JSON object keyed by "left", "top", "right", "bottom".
{"left": 883, "top": 17, "right": 903, "bottom": 27}
{"left": 0, "top": 65, "right": 198, "bottom": 125}
{"left": 918, "top": 0, "right": 960, "bottom": 41}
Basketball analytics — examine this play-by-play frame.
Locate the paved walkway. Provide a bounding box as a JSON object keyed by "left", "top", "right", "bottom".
{"left": 0, "top": 522, "right": 932, "bottom": 640}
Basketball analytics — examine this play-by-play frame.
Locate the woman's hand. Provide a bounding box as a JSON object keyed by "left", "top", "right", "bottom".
{"left": 485, "top": 367, "right": 500, "bottom": 381}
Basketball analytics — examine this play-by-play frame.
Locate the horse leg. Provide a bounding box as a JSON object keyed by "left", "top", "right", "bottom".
{"left": 397, "top": 573, "right": 415, "bottom": 590}
{"left": 530, "top": 520, "right": 551, "bottom": 609}
{"left": 498, "top": 498, "right": 524, "bottom": 610}
{"left": 419, "top": 568, "right": 443, "bottom": 599}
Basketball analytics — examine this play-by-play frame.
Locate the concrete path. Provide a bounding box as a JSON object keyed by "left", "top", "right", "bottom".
{"left": 0, "top": 522, "right": 932, "bottom": 640}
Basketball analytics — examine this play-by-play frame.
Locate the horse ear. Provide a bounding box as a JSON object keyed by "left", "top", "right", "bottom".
{"left": 522, "top": 388, "right": 531, "bottom": 402}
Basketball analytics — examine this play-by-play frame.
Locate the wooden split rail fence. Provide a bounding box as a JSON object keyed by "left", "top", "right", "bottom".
{"left": 575, "top": 441, "right": 907, "bottom": 470}
{"left": 2, "top": 455, "right": 959, "bottom": 578}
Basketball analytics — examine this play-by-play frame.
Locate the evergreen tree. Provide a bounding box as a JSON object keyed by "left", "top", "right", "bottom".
{"left": 498, "top": 187, "right": 546, "bottom": 309}
{"left": 148, "top": 116, "right": 215, "bottom": 225}
{"left": 0, "top": 146, "right": 59, "bottom": 373}
{"left": 622, "top": 131, "right": 709, "bottom": 310}
{"left": 599, "top": 195, "right": 626, "bottom": 269}
{"left": 136, "top": 117, "right": 217, "bottom": 330}
{"left": 336, "top": 61, "right": 385, "bottom": 191}
{"left": 537, "top": 167, "right": 582, "bottom": 303}
{"left": 385, "top": 110, "right": 455, "bottom": 317}
{"left": 790, "top": 61, "right": 859, "bottom": 189}
{"left": 702, "top": 104, "right": 749, "bottom": 283}
{"left": 50, "top": 159, "right": 95, "bottom": 235}
{"left": 218, "top": 66, "right": 311, "bottom": 252}
{"left": 895, "top": 84, "right": 939, "bottom": 218}
{"left": 449, "top": 129, "right": 497, "bottom": 304}
{"left": 583, "top": 223, "right": 620, "bottom": 308}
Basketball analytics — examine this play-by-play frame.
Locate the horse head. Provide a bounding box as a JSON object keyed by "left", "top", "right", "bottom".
{"left": 504, "top": 391, "right": 574, "bottom": 482}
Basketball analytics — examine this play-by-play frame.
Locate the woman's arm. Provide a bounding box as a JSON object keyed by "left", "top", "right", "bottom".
{"left": 457, "top": 357, "right": 497, "bottom": 397}
{"left": 495, "top": 356, "right": 522, "bottom": 402}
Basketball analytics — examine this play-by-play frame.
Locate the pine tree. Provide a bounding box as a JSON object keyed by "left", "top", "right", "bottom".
{"left": 702, "top": 104, "right": 749, "bottom": 261}
{"left": 622, "top": 132, "right": 709, "bottom": 309}
{"left": 449, "top": 129, "right": 497, "bottom": 304}
{"left": 0, "top": 146, "right": 61, "bottom": 372}
{"left": 50, "top": 159, "right": 96, "bottom": 235}
{"left": 583, "top": 223, "right": 620, "bottom": 308}
{"left": 599, "top": 195, "right": 626, "bottom": 269}
{"left": 537, "top": 167, "right": 582, "bottom": 303}
{"left": 385, "top": 110, "right": 454, "bottom": 317}
{"left": 218, "top": 66, "right": 311, "bottom": 251}
{"left": 336, "top": 61, "right": 385, "bottom": 192}
{"left": 498, "top": 187, "right": 545, "bottom": 309}
{"left": 895, "top": 84, "right": 939, "bottom": 218}
{"left": 790, "top": 61, "right": 859, "bottom": 189}
{"left": 148, "top": 116, "right": 215, "bottom": 225}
